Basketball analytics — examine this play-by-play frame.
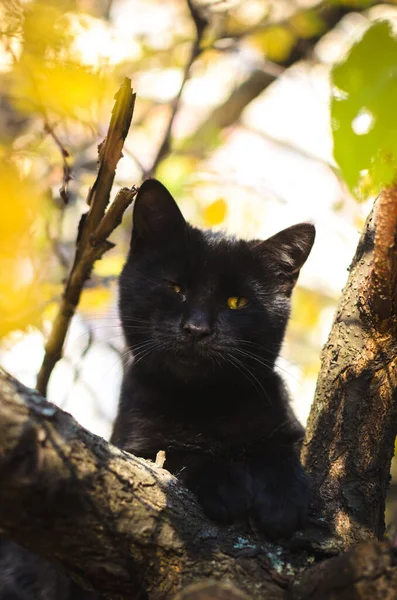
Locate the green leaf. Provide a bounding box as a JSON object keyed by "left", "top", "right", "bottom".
{"left": 331, "top": 21, "right": 397, "bottom": 200}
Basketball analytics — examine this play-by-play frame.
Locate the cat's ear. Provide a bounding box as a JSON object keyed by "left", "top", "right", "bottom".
{"left": 252, "top": 223, "right": 315, "bottom": 291}
{"left": 132, "top": 179, "right": 186, "bottom": 246}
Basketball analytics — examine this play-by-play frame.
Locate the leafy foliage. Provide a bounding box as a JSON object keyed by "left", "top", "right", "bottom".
{"left": 10, "top": 1, "right": 115, "bottom": 118}
{"left": 331, "top": 21, "right": 397, "bottom": 200}
{"left": 0, "top": 158, "right": 51, "bottom": 336}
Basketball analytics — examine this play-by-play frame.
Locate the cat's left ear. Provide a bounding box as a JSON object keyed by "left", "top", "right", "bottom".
{"left": 252, "top": 223, "right": 315, "bottom": 291}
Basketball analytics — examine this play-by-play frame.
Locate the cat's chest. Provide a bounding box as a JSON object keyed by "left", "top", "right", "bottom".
{"left": 135, "top": 389, "right": 280, "bottom": 453}
{"left": 116, "top": 370, "right": 290, "bottom": 459}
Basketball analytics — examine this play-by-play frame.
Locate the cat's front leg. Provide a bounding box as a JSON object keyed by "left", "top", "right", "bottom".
{"left": 250, "top": 449, "right": 310, "bottom": 540}
{"left": 179, "top": 457, "right": 254, "bottom": 525}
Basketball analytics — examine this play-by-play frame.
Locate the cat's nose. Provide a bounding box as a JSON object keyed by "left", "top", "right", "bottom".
{"left": 182, "top": 310, "right": 212, "bottom": 339}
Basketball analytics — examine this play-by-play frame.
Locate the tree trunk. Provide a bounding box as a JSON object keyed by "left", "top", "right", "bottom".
{"left": 303, "top": 187, "right": 397, "bottom": 547}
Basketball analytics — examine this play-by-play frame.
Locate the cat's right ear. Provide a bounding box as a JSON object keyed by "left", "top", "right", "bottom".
{"left": 131, "top": 179, "right": 186, "bottom": 248}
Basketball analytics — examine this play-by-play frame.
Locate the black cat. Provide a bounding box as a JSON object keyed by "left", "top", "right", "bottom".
{"left": 112, "top": 178, "right": 315, "bottom": 539}
{"left": 0, "top": 178, "right": 315, "bottom": 600}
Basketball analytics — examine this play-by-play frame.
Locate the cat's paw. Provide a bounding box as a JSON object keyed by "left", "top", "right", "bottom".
{"left": 251, "top": 459, "right": 310, "bottom": 540}
{"left": 183, "top": 460, "right": 254, "bottom": 525}
{"left": 253, "top": 496, "right": 308, "bottom": 540}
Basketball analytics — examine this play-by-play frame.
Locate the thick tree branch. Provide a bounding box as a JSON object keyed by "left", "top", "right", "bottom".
{"left": 0, "top": 368, "right": 288, "bottom": 599}
{"left": 289, "top": 540, "right": 397, "bottom": 600}
{"left": 302, "top": 189, "right": 397, "bottom": 547}
{"left": 36, "top": 79, "right": 136, "bottom": 397}
{"left": 173, "top": 581, "right": 250, "bottom": 600}
{"left": 2, "top": 368, "right": 397, "bottom": 599}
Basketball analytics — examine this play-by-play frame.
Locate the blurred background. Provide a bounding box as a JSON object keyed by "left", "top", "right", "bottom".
{"left": 0, "top": 0, "right": 395, "bottom": 485}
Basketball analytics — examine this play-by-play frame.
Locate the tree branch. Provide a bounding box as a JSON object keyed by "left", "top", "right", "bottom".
{"left": 181, "top": 4, "right": 353, "bottom": 158}
{"left": 149, "top": 0, "right": 208, "bottom": 174}
{"left": 0, "top": 367, "right": 288, "bottom": 599}
{"left": 302, "top": 189, "right": 397, "bottom": 547}
{"left": 289, "top": 540, "right": 397, "bottom": 600}
{"left": 36, "top": 78, "right": 136, "bottom": 397}
{"left": 1, "top": 368, "right": 397, "bottom": 599}
{"left": 43, "top": 120, "right": 72, "bottom": 205}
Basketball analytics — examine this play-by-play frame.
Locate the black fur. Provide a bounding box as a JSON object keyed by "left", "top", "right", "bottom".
{"left": 113, "top": 178, "right": 315, "bottom": 538}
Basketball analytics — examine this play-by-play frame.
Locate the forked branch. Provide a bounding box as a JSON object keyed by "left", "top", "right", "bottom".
{"left": 36, "top": 78, "right": 137, "bottom": 396}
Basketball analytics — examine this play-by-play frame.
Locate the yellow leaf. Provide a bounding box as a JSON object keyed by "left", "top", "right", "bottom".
{"left": 290, "top": 11, "right": 325, "bottom": 39}
{"left": 0, "top": 260, "right": 44, "bottom": 337}
{"left": 249, "top": 26, "right": 296, "bottom": 62}
{"left": 290, "top": 288, "right": 328, "bottom": 330}
{"left": 0, "top": 160, "right": 43, "bottom": 255}
{"left": 12, "top": 56, "right": 114, "bottom": 118}
{"left": 94, "top": 255, "right": 125, "bottom": 277}
{"left": 0, "top": 158, "right": 50, "bottom": 338}
{"left": 203, "top": 198, "right": 227, "bottom": 227}
{"left": 23, "top": 1, "right": 71, "bottom": 57}
{"left": 79, "top": 286, "right": 113, "bottom": 314}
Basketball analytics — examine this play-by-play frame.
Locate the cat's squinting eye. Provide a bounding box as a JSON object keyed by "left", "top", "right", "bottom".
{"left": 227, "top": 296, "right": 248, "bottom": 310}
{"left": 170, "top": 283, "right": 182, "bottom": 294}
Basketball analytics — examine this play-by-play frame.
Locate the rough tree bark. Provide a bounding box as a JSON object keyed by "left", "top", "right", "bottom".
{"left": 0, "top": 368, "right": 293, "bottom": 600}
{"left": 1, "top": 367, "right": 397, "bottom": 600}
{"left": 303, "top": 185, "right": 397, "bottom": 548}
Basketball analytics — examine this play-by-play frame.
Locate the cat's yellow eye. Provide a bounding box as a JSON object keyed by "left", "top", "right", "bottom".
{"left": 227, "top": 296, "right": 248, "bottom": 310}
{"left": 172, "top": 283, "right": 182, "bottom": 294}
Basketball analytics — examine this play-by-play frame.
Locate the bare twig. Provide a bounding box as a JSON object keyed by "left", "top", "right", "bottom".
{"left": 94, "top": 186, "right": 137, "bottom": 242}
{"left": 77, "top": 79, "right": 136, "bottom": 254}
{"left": 148, "top": 0, "right": 208, "bottom": 174}
{"left": 44, "top": 121, "right": 72, "bottom": 205}
{"left": 36, "top": 79, "right": 136, "bottom": 397}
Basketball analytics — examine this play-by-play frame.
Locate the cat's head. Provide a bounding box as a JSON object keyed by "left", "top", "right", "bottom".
{"left": 119, "top": 179, "right": 315, "bottom": 384}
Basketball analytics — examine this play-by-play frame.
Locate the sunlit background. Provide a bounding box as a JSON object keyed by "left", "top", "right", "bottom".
{"left": 0, "top": 0, "right": 395, "bottom": 457}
